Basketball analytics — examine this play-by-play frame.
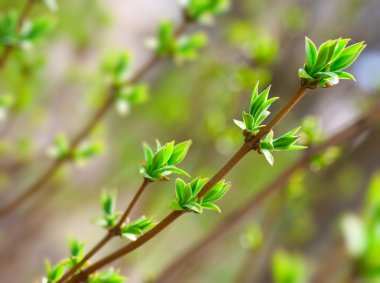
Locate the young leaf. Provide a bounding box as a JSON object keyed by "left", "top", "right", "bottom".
{"left": 168, "top": 140, "right": 192, "bottom": 165}
{"left": 305, "top": 37, "right": 317, "bottom": 70}
{"left": 88, "top": 268, "right": 126, "bottom": 283}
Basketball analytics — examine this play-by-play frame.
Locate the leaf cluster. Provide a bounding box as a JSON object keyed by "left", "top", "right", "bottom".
{"left": 169, "top": 178, "right": 229, "bottom": 213}
{"left": 234, "top": 83, "right": 305, "bottom": 166}
{"left": 87, "top": 268, "right": 126, "bottom": 283}
{"left": 234, "top": 82, "right": 278, "bottom": 134}
{"left": 120, "top": 216, "right": 156, "bottom": 241}
{"left": 140, "top": 140, "right": 191, "bottom": 181}
{"left": 0, "top": 11, "right": 52, "bottom": 50}
{"left": 182, "top": 0, "right": 229, "bottom": 23}
{"left": 299, "top": 37, "right": 366, "bottom": 88}
{"left": 146, "top": 21, "right": 207, "bottom": 63}
{"left": 115, "top": 84, "right": 148, "bottom": 116}
{"left": 47, "top": 133, "right": 103, "bottom": 163}
{"left": 43, "top": 237, "right": 86, "bottom": 283}
{"left": 103, "top": 52, "right": 132, "bottom": 86}
{"left": 260, "top": 127, "right": 306, "bottom": 166}
{"left": 95, "top": 191, "right": 121, "bottom": 229}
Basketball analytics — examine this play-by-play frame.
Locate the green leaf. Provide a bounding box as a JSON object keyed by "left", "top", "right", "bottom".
{"left": 253, "top": 96, "right": 278, "bottom": 123}
{"left": 262, "top": 149, "right": 274, "bottom": 166}
{"left": 251, "top": 86, "right": 271, "bottom": 117}
{"left": 190, "top": 177, "right": 208, "bottom": 196}
{"left": 335, "top": 71, "right": 356, "bottom": 81}
{"left": 272, "top": 127, "right": 305, "bottom": 151}
{"left": 330, "top": 41, "right": 366, "bottom": 71}
{"left": 120, "top": 216, "right": 155, "bottom": 241}
{"left": 242, "top": 111, "right": 254, "bottom": 130}
{"left": 163, "top": 141, "right": 175, "bottom": 164}
{"left": 45, "top": 261, "right": 66, "bottom": 282}
{"left": 143, "top": 143, "right": 154, "bottom": 165}
{"left": 202, "top": 180, "right": 229, "bottom": 203}
{"left": 174, "top": 32, "right": 208, "bottom": 62}
{"left": 88, "top": 268, "right": 126, "bottom": 283}
{"left": 142, "top": 140, "right": 190, "bottom": 181}
{"left": 330, "top": 38, "right": 350, "bottom": 62}
{"left": 201, "top": 202, "right": 221, "bottom": 213}
{"left": 250, "top": 81, "right": 260, "bottom": 110}
{"left": 233, "top": 119, "right": 246, "bottom": 130}
{"left": 183, "top": 202, "right": 203, "bottom": 213}
{"left": 184, "top": 0, "right": 229, "bottom": 22}
{"left": 298, "top": 67, "right": 313, "bottom": 79}
{"left": 168, "top": 199, "right": 183, "bottom": 211}
{"left": 47, "top": 133, "right": 70, "bottom": 159}
{"left": 311, "top": 40, "right": 332, "bottom": 73}
{"left": 154, "top": 165, "right": 190, "bottom": 178}
{"left": 182, "top": 184, "right": 194, "bottom": 202}
{"left": 73, "top": 140, "right": 103, "bottom": 163}
{"left": 175, "top": 178, "right": 186, "bottom": 203}
{"left": 168, "top": 140, "right": 192, "bottom": 165}
{"left": 305, "top": 37, "right": 317, "bottom": 70}
{"left": 68, "top": 237, "right": 85, "bottom": 258}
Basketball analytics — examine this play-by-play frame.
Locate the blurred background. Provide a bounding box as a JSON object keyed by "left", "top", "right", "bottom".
{"left": 1, "top": 0, "right": 380, "bottom": 282}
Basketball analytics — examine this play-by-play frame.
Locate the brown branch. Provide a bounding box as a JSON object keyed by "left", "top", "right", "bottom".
{"left": 57, "top": 178, "right": 150, "bottom": 283}
{"left": 153, "top": 102, "right": 380, "bottom": 283}
{"left": 66, "top": 85, "right": 313, "bottom": 282}
{"left": 0, "top": 20, "right": 190, "bottom": 218}
{"left": 0, "top": 0, "right": 35, "bottom": 69}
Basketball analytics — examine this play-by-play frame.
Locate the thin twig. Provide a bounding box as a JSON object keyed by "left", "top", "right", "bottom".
{"left": 0, "top": 20, "right": 190, "bottom": 218}
{"left": 154, "top": 102, "right": 380, "bottom": 283}
{"left": 70, "top": 99, "right": 380, "bottom": 282}
{"left": 0, "top": 0, "right": 35, "bottom": 69}
{"left": 57, "top": 179, "right": 150, "bottom": 283}
{"left": 66, "top": 85, "right": 312, "bottom": 282}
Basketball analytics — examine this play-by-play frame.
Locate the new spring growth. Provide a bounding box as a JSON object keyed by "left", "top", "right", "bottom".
{"left": 140, "top": 140, "right": 192, "bottom": 181}
{"left": 95, "top": 191, "right": 156, "bottom": 241}
{"left": 169, "top": 177, "right": 230, "bottom": 213}
{"left": 0, "top": 10, "right": 52, "bottom": 50}
{"left": 146, "top": 21, "right": 207, "bottom": 63}
{"left": 43, "top": 238, "right": 92, "bottom": 283}
{"left": 47, "top": 133, "right": 103, "bottom": 164}
{"left": 234, "top": 82, "right": 305, "bottom": 165}
{"left": 299, "top": 37, "right": 366, "bottom": 88}
{"left": 181, "top": 0, "right": 230, "bottom": 23}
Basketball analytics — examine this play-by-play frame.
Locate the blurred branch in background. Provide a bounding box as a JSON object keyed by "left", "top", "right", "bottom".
{"left": 0, "top": 14, "right": 197, "bottom": 217}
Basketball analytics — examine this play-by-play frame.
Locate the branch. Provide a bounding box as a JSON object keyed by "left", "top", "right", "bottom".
{"left": 72, "top": 101, "right": 380, "bottom": 283}
{"left": 0, "top": 20, "right": 190, "bottom": 218}
{"left": 57, "top": 178, "right": 150, "bottom": 283}
{"left": 66, "top": 84, "right": 313, "bottom": 282}
{"left": 154, "top": 102, "right": 380, "bottom": 283}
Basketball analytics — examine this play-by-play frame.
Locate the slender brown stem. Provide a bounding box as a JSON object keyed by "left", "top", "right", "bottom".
{"left": 154, "top": 102, "right": 380, "bottom": 283}
{"left": 0, "top": 0, "right": 35, "bottom": 69}
{"left": 58, "top": 179, "right": 150, "bottom": 283}
{"left": 66, "top": 85, "right": 316, "bottom": 282}
{"left": 0, "top": 21, "right": 191, "bottom": 218}
{"left": 69, "top": 97, "right": 380, "bottom": 282}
